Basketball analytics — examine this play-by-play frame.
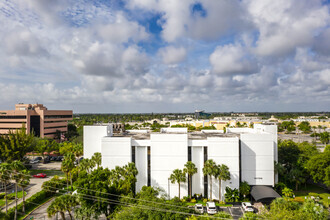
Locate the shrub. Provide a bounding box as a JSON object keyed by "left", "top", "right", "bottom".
{"left": 191, "top": 199, "right": 196, "bottom": 203}
{"left": 308, "top": 192, "right": 319, "bottom": 198}
{"left": 7, "top": 190, "right": 48, "bottom": 219}
{"left": 203, "top": 198, "right": 208, "bottom": 203}
{"left": 293, "top": 197, "right": 304, "bottom": 203}
{"left": 0, "top": 193, "right": 5, "bottom": 200}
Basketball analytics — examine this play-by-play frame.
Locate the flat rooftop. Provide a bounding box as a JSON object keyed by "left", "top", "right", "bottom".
{"left": 111, "top": 131, "right": 239, "bottom": 140}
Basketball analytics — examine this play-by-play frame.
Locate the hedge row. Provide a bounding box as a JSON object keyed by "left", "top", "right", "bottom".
{"left": 5, "top": 190, "right": 48, "bottom": 219}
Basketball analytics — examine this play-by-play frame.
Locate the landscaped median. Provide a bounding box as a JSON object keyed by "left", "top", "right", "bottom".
{"left": 0, "top": 191, "right": 27, "bottom": 208}
{"left": 0, "top": 176, "right": 68, "bottom": 220}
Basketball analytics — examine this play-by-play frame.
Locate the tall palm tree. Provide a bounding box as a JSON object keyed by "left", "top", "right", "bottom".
{"left": 169, "top": 169, "right": 186, "bottom": 199}
{"left": 47, "top": 194, "right": 78, "bottom": 220}
{"left": 17, "top": 170, "right": 30, "bottom": 213}
{"left": 91, "top": 152, "right": 102, "bottom": 169}
{"left": 0, "top": 163, "right": 11, "bottom": 214}
{"left": 183, "top": 161, "right": 197, "bottom": 199}
{"left": 73, "top": 143, "right": 83, "bottom": 163}
{"left": 11, "top": 160, "right": 24, "bottom": 220}
{"left": 203, "top": 159, "right": 217, "bottom": 200}
{"left": 61, "top": 152, "right": 75, "bottom": 192}
{"left": 215, "top": 164, "right": 230, "bottom": 201}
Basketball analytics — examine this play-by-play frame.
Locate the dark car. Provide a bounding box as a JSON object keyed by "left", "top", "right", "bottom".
{"left": 56, "top": 156, "right": 63, "bottom": 161}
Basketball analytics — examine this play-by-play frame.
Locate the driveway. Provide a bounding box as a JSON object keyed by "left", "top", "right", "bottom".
{"left": 1, "top": 162, "right": 62, "bottom": 211}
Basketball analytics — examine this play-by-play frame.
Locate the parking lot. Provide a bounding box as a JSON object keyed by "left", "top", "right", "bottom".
{"left": 199, "top": 205, "right": 245, "bottom": 219}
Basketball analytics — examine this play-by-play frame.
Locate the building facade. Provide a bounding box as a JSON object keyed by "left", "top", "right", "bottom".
{"left": 0, "top": 104, "right": 73, "bottom": 139}
{"left": 84, "top": 124, "right": 277, "bottom": 200}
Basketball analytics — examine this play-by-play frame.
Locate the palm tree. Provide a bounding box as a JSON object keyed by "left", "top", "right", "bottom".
{"left": 61, "top": 152, "right": 75, "bottom": 192}
{"left": 91, "top": 152, "right": 102, "bottom": 169}
{"left": 17, "top": 170, "right": 30, "bottom": 213}
{"left": 183, "top": 161, "right": 197, "bottom": 199}
{"left": 0, "top": 163, "right": 11, "bottom": 214}
{"left": 203, "top": 159, "right": 217, "bottom": 200}
{"left": 239, "top": 181, "right": 251, "bottom": 199}
{"left": 11, "top": 160, "right": 24, "bottom": 220}
{"left": 169, "top": 169, "right": 186, "bottom": 199}
{"left": 73, "top": 143, "right": 83, "bottom": 163}
{"left": 47, "top": 194, "right": 78, "bottom": 220}
{"left": 215, "top": 164, "right": 230, "bottom": 202}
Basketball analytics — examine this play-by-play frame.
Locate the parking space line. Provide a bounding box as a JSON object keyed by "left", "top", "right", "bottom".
{"left": 227, "top": 207, "right": 233, "bottom": 216}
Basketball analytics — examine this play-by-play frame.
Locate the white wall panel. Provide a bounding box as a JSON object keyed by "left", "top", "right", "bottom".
{"left": 83, "top": 126, "right": 109, "bottom": 159}
{"left": 101, "top": 137, "right": 131, "bottom": 170}
{"left": 136, "top": 146, "right": 147, "bottom": 192}
{"left": 150, "top": 134, "right": 188, "bottom": 198}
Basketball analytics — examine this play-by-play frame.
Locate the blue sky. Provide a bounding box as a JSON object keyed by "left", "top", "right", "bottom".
{"left": 0, "top": 0, "right": 329, "bottom": 113}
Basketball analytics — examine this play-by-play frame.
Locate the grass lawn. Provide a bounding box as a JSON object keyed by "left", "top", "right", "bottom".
{"left": 29, "top": 170, "right": 65, "bottom": 177}
{"left": 293, "top": 184, "right": 330, "bottom": 207}
{"left": 0, "top": 191, "right": 27, "bottom": 207}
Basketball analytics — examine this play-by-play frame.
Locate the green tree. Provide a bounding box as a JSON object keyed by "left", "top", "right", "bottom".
{"left": 47, "top": 194, "right": 78, "bottom": 220}
{"left": 298, "top": 121, "right": 312, "bottom": 133}
{"left": 239, "top": 181, "right": 251, "bottom": 199}
{"left": 11, "top": 160, "right": 25, "bottom": 220}
{"left": 169, "top": 169, "right": 186, "bottom": 199}
{"left": 42, "top": 175, "right": 63, "bottom": 196}
{"left": 61, "top": 152, "right": 75, "bottom": 192}
{"left": 0, "top": 163, "right": 11, "bottom": 214}
{"left": 91, "top": 152, "right": 102, "bottom": 169}
{"left": 215, "top": 164, "right": 230, "bottom": 201}
{"left": 183, "top": 161, "right": 197, "bottom": 199}
{"left": 306, "top": 146, "right": 330, "bottom": 186}
{"left": 282, "top": 187, "right": 293, "bottom": 198}
{"left": 17, "top": 169, "right": 30, "bottom": 213}
{"left": 73, "top": 143, "right": 83, "bottom": 161}
{"left": 59, "top": 142, "right": 74, "bottom": 155}
{"left": 319, "top": 132, "right": 329, "bottom": 145}
{"left": 0, "top": 126, "right": 33, "bottom": 162}
{"left": 224, "top": 187, "right": 239, "bottom": 202}
{"left": 74, "top": 205, "right": 101, "bottom": 220}
{"left": 289, "top": 167, "right": 305, "bottom": 191}
{"left": 203, "top": 159, "right": 217, "bottom": 200}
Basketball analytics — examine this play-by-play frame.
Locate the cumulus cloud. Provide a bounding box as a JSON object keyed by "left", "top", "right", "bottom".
{"left": 247, "top": 0, "right": 329, "bottom": 57}
{"left": 158, "top": 46, "right": 187, "bottom": 64}
{"left": 210, "top": 44, "right": 258, "bottom": 75}
{"left": 0, "top": 0, "right": 329, "bottom": 112}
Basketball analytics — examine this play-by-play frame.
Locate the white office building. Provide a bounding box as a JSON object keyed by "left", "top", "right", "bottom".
{"left": 84, "top": 124, "right": 277, "bottom": 200}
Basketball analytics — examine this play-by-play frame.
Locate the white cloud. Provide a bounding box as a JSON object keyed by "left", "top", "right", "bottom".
{"left": 158, "top": 46, "right": 187, "bottom": 64}
{"left": 210, "top": 44, "right": 258, "bottom": 75}
{"left": 246, "top": 0, "right": 329, "bottom": 57}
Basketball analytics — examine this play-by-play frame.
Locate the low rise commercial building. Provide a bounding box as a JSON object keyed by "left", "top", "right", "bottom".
{"left": 84, "top": 124, "right": 278, "bottom": 200}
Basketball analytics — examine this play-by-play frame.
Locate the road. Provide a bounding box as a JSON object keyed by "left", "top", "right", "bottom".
{"left": 1, "top": 162, "right": 62, "bottom": 211}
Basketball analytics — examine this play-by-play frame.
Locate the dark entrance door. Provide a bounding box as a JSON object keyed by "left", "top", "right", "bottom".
{"left": 30, "top": 115, "right": 40, "bottom": 137}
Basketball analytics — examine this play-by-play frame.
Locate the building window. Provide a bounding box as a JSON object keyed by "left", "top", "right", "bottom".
{"left": 131, "top": 146, "right": 135, "bottom": 163}
{"left": 188, "top": 146, "right": 191, "bottom": 161}
{"left": 147, "top": 146, "right": 151, "bottom": 186}
{"left": 204, "top": 146, "right": 208, "bottom": 198}
{"left": 0, "top": 116, "right": 26, "bottom": 119}
{"left": 44, "top": 115, "right": 72, "bottom": 119}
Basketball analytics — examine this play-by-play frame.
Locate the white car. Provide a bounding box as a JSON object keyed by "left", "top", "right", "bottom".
{"left": 242, "top": 202, "right": 254, "bottom": 212}
{"left": 195, "top": 203, "right": 204, "bottom": 214}
{"left": 206, "top": 202, "right": 217, "bottom": 215}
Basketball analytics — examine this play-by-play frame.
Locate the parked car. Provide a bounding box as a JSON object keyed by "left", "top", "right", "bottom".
{"left": 74, "top": 157, "right": 84, "bottom": 165}
{"left": 33, "top": 173, "right": 47, "bottom": 178}
{"left": 195, "top": 203, "right": 204, "bottom": 214}
{"left": 30, "top": 157, "right": 42, "bottom": 164}
{"left": 50, "top": 156, "right": 57, "bottom": 161}
{"left": 242, "top": 202, "right": 254, "bottom": 212}
{"left": 56, "top": 156, "right": 63, "bottom": 161}
{"left": 206, "top": 202, "right": 217, "bottom": 215}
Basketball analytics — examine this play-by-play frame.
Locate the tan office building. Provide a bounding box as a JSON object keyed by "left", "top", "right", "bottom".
{"left": 0, "top": 104, "right": 73, "bottom": 139}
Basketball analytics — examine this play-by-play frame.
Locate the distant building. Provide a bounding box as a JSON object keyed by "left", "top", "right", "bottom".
{"left": 0, "top": 103, "right": 72, "bottom": 139}
{"left": 195, "top": 110, "right": 210, "bottom": 119}
{"left": 84, "top": 124, "right": 278, "bottom": 200}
